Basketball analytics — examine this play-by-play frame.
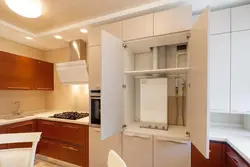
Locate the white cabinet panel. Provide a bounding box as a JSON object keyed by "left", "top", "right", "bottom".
{"left": 89, "top": 46, "right": 101, "bottom": 90}
{"left": 88, "top": 26, "right": 101, "bottom": 47}
{"left": 123, "top": 132, "right": 153, "bottom": 167}
{"left": 187, "top": 8, "right": 210, "bottom": 158}
{"left": 122, "top": 14, "right": 153, "bottom": 41}
{"left": 231, "top": 4, "right": 250, "bottom": 31}
{"left": 231, "top": 30, "right": 250, "bottom": 113}
{"left": 101, "top": 31, "right": 124, "bottom": 140}
{"left": 89, "top": 128, "right": 122, "bottom": 167}
{"left": 154, "top": 6, "right": 192, "bottom": 36}
{"left": 209, "top": 34, "right": 230, "bottom": 113}
{"left": 210, "top": 9, "right": 230, "bottom": 34}
{"left": 102, "top": 22, "right": 122, "bottom": 39}
{"left": 154, "top": 137, "right": 191, "bottom": 167}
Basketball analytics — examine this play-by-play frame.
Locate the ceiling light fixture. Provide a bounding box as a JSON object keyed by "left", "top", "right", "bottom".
{"left": 5, "top": 0, "right": 42, "bottom": 18}
{"left": 80, "top": 29, "right": 88, "bottom": 33}
{"left": 25, "top": 36, "right": 33, "bottom": 40}
{"left": 54, "top": 35, "right": 62, "bottom": 39}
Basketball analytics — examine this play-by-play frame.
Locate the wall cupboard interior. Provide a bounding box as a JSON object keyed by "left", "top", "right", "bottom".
{"left": 0, "top": 51, "right": 54, "bottom": 91}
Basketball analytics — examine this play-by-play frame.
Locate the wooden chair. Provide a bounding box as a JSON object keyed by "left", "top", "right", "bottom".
{"left": 108, "top": 150, "right": 127, "bottom": 167}
{"left": 0, "top": 132, "right": 41, "bottom": 167}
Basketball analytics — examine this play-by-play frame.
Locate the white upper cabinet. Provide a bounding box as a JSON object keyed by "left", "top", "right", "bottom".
{"left": 88, "top": 46, "right": 101, "bottom": 90}
{"left": 122, "top": 14, "right": 153, "bottom": 41}
{"left": 210, "top": 9, "right": 230, "bottom": 34}
{"left": 101, "top": 30, "right": 124, "bottom": 140}
{"left": 231, "top": 4, "right": 250, "bottom": 31}
{"left": 88, "top": 26, "right": 101, "bottom": 47}
{"left": 154, "top": 6, "right": 192, "bottom": 36}
{"left": 187, "top": 8, "right": 210, "bottom": 158}
{"left": 209, "top": 33, "right": 230, "bottom": 113}
{"left": 231, "top": 30, "right": 250, "bottom": 113}
{"left": 102, "top": 21, "right": 122, "bottom": 39}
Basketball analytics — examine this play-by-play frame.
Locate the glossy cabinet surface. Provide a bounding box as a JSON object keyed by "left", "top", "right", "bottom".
{"left": 210, "top": 9, "right": 230, "bottom": 34}
{"left": 225, "top": 144, "right": 249, "bottom": 167}
{"left": 231, "top": 4, "right": 250, "bottom": 31}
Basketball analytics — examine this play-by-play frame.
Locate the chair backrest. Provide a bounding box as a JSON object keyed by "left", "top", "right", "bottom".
{"left": 108, "top": 150, "right": 127, "bottom": 167}
{"left": 0, "top": 132, "right": 41, "bottom": 167}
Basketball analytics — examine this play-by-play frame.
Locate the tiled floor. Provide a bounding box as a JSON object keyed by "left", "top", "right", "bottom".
{"left": 34, "top": 159, "right": 63, "bottom": 167}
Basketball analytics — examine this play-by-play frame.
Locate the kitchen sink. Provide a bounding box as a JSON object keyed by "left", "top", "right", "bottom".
{"left": 2, "top": 115, "right": 26, "bottom": 120}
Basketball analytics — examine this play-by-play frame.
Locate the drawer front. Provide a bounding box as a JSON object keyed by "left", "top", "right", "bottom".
{"left": 37, "top": 120, "right": 88, "bottom": 146}
{"left": 38, "top": 139, "right": 86, "bottom": 166}
{"left": 226, "top": 145, "right": 249, "bottom": 167}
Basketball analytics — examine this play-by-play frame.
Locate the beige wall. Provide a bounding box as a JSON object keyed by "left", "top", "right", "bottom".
{"left": 0, "top": 38, "right": 46, "bottom": 114}
{"left": 44, "top": 47, "right": 89, "bottom": 112}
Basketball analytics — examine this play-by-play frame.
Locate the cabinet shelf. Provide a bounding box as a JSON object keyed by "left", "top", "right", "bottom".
{"left": 124, "top": 67, "right": 189, "bottom": 76}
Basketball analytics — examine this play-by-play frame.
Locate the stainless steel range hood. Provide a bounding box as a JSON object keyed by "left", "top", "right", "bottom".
{"left": 56, "top": 39, "right": 88, "bottom": 84}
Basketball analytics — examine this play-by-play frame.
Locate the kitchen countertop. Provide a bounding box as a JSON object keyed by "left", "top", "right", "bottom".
{"left": 0, "top": 111, "right": 89, "bottom": 126}
{"left": 210, "top": 124, "right": 250, "bottom": 165}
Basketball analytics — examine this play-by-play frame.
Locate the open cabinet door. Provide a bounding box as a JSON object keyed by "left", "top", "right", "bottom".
{"left": 187, "top": 8, "right": 210, "bottom": 158}
{"left": 101, "top": 30, "right": 124, "bottom": 140}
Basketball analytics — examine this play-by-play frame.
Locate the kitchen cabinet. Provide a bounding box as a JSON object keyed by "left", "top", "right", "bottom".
{"left": 210, "top": 9, "right": 230, "bottom": 34}
{"left": 0, "top": 51, "right": 54, "bottom": 91}
{"left": 89, "top": 127, "right": 121, "bottom": 167}
{"left": 154, "top": 6, "right": 192, "bottom": 36}
{"left": 7, "top": 120, "right": 36, "bottom": 148}
{"left": 123, "top": 132, "right": 153, "bottom": 167}
{"left": 122, "top": 14, "right": 153, "bottom": 41}
{"left": 88, "top": 46, "right": 101, "bottom": 90}
{"left": 36, "top": 120, "right": 89, "bottom": 166}
{"left": 231, "top": 30, "right": 250, "bottom": 113}
{"left": 34, "top": 60, "right": 54, "bottom": 90}
{"left": 209, "top": 33, "right": 230, "bottom": 113}
{"left": 231, "top": 4, "right": 250, "bottom": 32}
{"left": 0, "top": 126, "right": 7, "bottom": 149}
{"left": 191, "top": 141, "right": 225, "bottom": 167}
{"left": 101, "top": 8, "right": 210, "bottom": 159}
{"left": 88, "top": 22, "right": 122, "bottom": 46}
{"left": 225, "top": 144, "right": 249, "bottom": 167}
{"left": 154, "top": 137, "right": 191, "bottom": 167}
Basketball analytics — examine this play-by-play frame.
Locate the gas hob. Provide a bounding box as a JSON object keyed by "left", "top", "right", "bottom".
{"left": 50, "top": 112, "right": 89, "bottom": 120}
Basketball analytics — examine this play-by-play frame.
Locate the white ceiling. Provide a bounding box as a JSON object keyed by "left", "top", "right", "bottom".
{"left": 0, "top": 0, "right": 249, "bottom": 50}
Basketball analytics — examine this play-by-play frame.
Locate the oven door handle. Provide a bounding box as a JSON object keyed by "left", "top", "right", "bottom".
{"left": 91, "top": 97, "right": 101, "bottom": 99}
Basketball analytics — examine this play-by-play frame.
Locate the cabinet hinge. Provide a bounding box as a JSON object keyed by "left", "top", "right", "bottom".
{"left": 122, "top": 43, "right": 127, "bottom": 48}
{"left": 187, "top": 34, "right": 191, "bottom": 40}
{"left": 122, "top": 124, "right": 127, "bottom": 128}
{"left": 186, "top": 131, "right": 190, "bottom": 137}
{"left": 122, "top": 84, "right": 127, "bottom": 88}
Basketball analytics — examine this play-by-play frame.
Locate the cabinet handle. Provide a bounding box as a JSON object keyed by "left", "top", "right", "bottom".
{"left": 156, "top": 137, "right": 189, "bottom": 144}
{"left": 36, "top": 88, "right": 51, "bottom": 90}
{"left": 62, "top": 146, "right": 79, "bottom": 152}
{"left": 124, "top": 132, "right": 151, "bottom": 139}
{"left": 42, "top": 122, "right": 54, "bottom": 126}
{"left": 227, "top": 152, "right": 241, "bottom": 166}
{"left": 63, "top": 125, "right": 79, "bottom": 129}
{"left": 8, "top": 87, "right": 30, "bottom": 90}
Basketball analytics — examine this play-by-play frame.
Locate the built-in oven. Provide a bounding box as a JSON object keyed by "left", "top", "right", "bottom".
{"left": 90, "top": 90, "right": 101, "bottom": 126}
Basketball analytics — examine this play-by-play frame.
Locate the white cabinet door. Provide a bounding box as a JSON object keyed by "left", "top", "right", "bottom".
{"left": 123, "top": 132, "right": 153, "bottom": 167}
{"left": 154, "top": 137, "right": 191, "bottom": 167}
{"left": 187, "top": 8, "right": 210, "bottom": 158}
{"left": 89, "top": 127, "right": 122, "bottom": 167}
{"left": 122, "top": 14, "right": 153, "bottom": 41}
{"left": 231, "top": 4, "right": 250, "bottom": 31}
{"left": 231, "top": 30, "right": 250, "bottom": 113}
{"left": 209, "top": 34, "right": 230, "bottom": 113}
{"left": 89, "top": 46, "right": 101, "bottom": 90}
{"left": 101, "top": 30, "right": 124, "bottom": 140}
{"left": 88, "top": 26, "right": 101, "bottom": 47}
{"left": 210, "top": 9, "right": 230, "bottom": 34}
{"left": 102, "top": 22, "right": 122, "bottom": 39}
{"left": 154, "top": 6, "right": 192, "bottom": 36}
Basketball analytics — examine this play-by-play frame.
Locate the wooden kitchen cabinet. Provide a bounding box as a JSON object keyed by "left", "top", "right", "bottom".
{"left": 153, "top": 6, "right": 192, "bottom": 36}
{"left": 231, "top": 30, "right": 250, "bottom": 113}
{"left": 0, "top": 126, "right": 7, "bottom": 149}
{"left": 192, "top": 141, "right": 225, "bottom": 167}
{"left": 122, "top": 14, "right": 153, "bottom": 41}
{"left": 89, "top": 127, "right": 121, "bottom": 167}
{"left": 123, "top": 132, "right": 153, "bottom": 167}
{"left": 209, "top": 33, "right": 230, "bottom": 113}
{"left": 34, "top": 60, "right": 54, "bottom": 90}
{"left": 226, "top": 144, "right": 249, "bottom": 167}
{"left": 88, "top": 46, "right": 101, "bottom": 90}
{"left": 231, "top": 4, "right": 250, "bottom": 32}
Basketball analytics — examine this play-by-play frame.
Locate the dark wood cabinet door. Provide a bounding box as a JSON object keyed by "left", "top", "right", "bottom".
{"left": 34, "top": 60, "right": 54, "bottom": 90}
{"left": 192, "top": 141, "right": 225, "bottom": 167}
{"left": 226, "top": 144, "right": 249, "bottom": 167}
{"left": 7, "top": 120, "right": 36, "bottom": 148}
{"left": 0, "top": 126, "right": 7, "bottom": 149}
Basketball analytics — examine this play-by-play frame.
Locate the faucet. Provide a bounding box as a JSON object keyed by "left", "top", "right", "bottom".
{"left": 12, "top": 101, "right": 22, "bottom": 115}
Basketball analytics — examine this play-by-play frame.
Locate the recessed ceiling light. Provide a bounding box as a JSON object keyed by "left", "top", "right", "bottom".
{"left": 54, "top": 35, "right": 62, "bottom": 39}
{"left": 5, "top": 0, "right": 42, "bottom": 18}
{"left": 25, "top": 36, "right": 33, "bottom": 40}
{"left": 80, "top": 29, "right": 88, "bottom": 33}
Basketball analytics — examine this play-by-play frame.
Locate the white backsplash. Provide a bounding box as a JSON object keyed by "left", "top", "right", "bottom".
{"left": 244, "top": 115, "right": 250, "bottom": 130}
{"left": 210, "top": 112, "right": 244, "bottom": 125}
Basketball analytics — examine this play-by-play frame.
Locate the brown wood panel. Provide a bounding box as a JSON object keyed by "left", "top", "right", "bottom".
{"left": 0, "top": 126, "right": 7, "bottom": 149}
{"left": 192, "top": 141, "right": 225, "bottom": 167}
{"left": 226, "top": 144, "right": 249, "bottom": 167}
{"left": 37, "top": 120, "right": 88, "bottom": 146}
{"left": 33, "top": 60, "right": 54, "bottom": 90}
{"left": 6, "top": 120, "right": 36, "bottom": 148}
